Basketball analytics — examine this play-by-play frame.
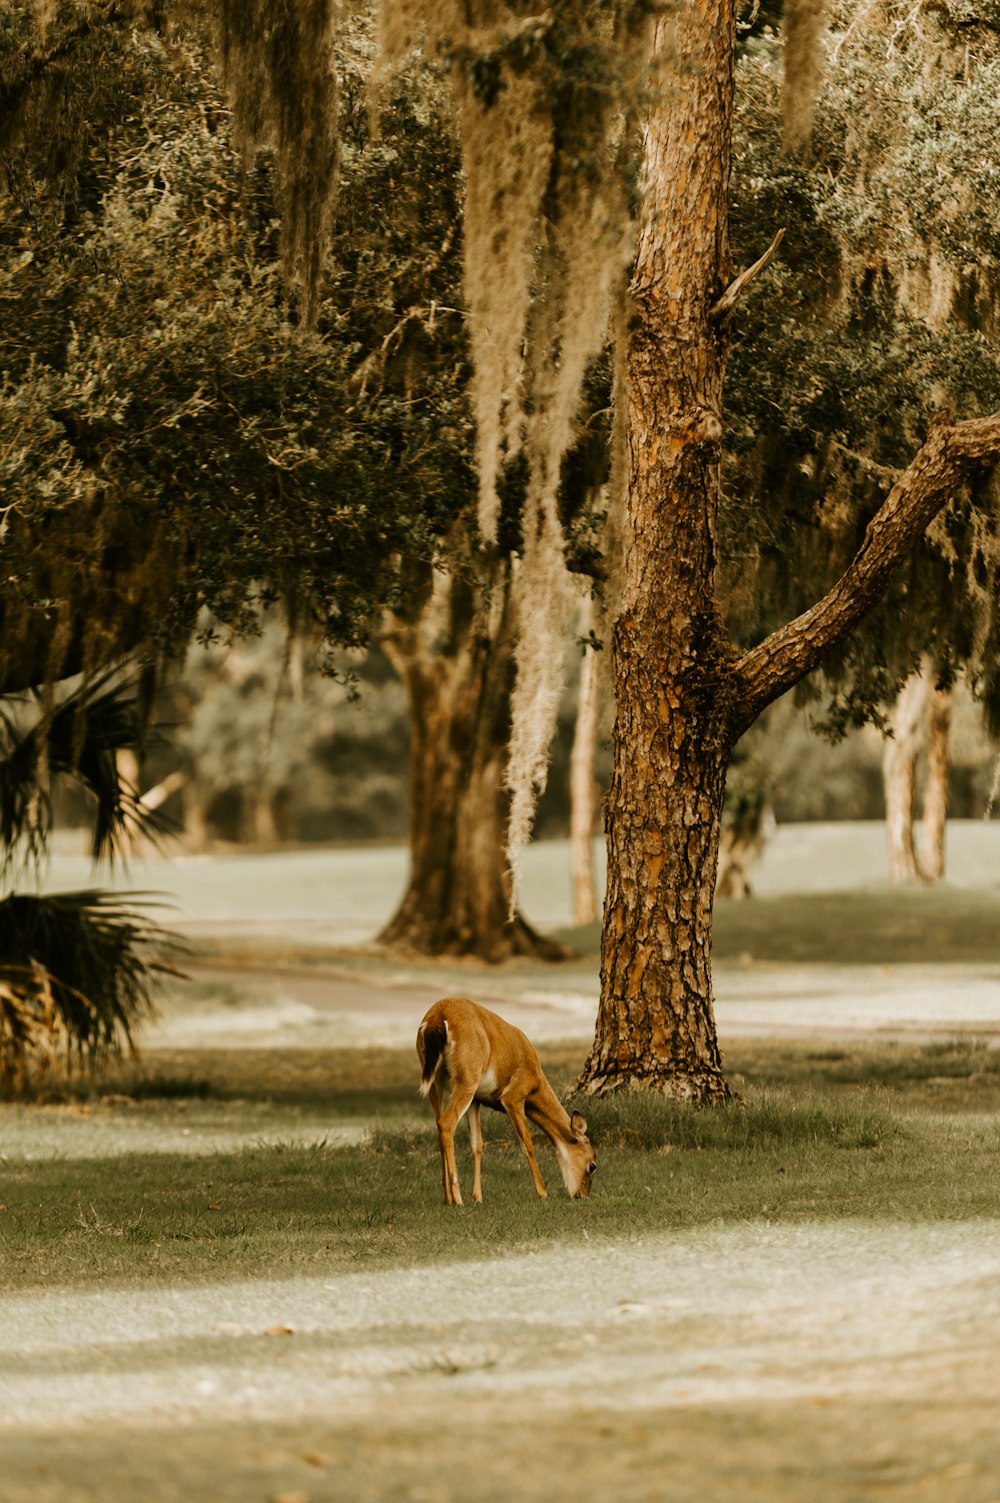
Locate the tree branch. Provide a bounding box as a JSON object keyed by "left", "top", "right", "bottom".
{"left": 709, "top": 228, "right": 785, "bottom": 323}
{"left": 731, "top": 411, "right": 1000, "bottom": 735}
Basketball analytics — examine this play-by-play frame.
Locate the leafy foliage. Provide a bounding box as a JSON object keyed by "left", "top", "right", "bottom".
{"left": 0, "top": 889, "right": 176, "bottom": 1096}
{"left": 0, "top": 668, "right": 168, "bottom": 875}
{"left": 722, "top": 12, "right": 1000, "bottom": 731}
{"left": 0, "top": 8, "right": 473, "bottom": 696}
{"left": 0, "top": 666, "right": 180, "bottom": 1094}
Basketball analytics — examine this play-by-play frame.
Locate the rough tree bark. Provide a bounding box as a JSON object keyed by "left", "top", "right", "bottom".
{"left": 577, "top": 0, "right": 1000, "bottom": 1101}
{"left": 578, "top": 0, "right": 738, "bottom": 1101}
{"left": 378, "top": 563, "right": 560, "bottom": 962}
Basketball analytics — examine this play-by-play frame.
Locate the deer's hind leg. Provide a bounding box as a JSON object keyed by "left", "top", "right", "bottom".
{"left": 426, "top": 1079, "right": 451, "bottom": 1203}
{"left": 468, "top": 1103, "right": 484, "bottom": 1203}
{"left": 437, "top": 1084, "right": 477, "bottom": 1207}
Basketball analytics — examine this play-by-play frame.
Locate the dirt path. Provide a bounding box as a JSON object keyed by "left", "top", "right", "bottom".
{"left": 3, "top": 1221, "right": 1000, "bottom": 1500}
{"left": 159, "top": 960, "right": 1000, "bottom": 1052}
{"left": 5, "top": 1220, "right": 1000, "bottom": 1424}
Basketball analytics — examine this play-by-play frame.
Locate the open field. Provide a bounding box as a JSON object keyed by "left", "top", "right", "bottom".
{"left": 4, "top": 1035, "right": 1000, "bottom": 1500}
{"left": 6, "top": 824, "right": 1000, "bottom": 1500}
{"left": 4, "top": 1037, "right": 1000, "bottom": 1290}
{"left": 42, "top": 819, "right": 1000, "bottom": 952}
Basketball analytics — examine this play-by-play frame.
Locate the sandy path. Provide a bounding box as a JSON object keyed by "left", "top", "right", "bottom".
{"left": 4, "top": 1221, "right": 1000, "bottom": 1433}
{"left": 155, "top": 960, "right": 1000, "bottom": 1051}
{"left": 5, "top": 1223, "right": 1000, "bottom": 1501}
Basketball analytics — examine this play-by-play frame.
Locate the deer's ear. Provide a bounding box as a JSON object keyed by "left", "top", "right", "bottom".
{"left": 570, "top": 1110, "right": 589, "bottom": 1140}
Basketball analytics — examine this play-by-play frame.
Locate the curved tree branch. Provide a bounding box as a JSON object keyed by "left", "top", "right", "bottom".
{"left": 731, "top": 411, "right": 1000, "bottom": 735}
{"left": 709, "top": 227, "right": 785, "bottom": 323}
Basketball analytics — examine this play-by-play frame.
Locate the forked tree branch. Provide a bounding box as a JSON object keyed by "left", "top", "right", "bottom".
{"left": 731, "top": 411, "right": 1000, "bottom": 735}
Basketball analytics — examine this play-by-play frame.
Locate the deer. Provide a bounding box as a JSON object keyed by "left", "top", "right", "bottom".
{"left": 416, "top": 996, "right": 596, "bottom": 1205}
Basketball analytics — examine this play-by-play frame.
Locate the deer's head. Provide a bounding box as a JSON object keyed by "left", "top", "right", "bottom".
{"left": 556, "top": 1110, "right": 597, "bottom": 1198}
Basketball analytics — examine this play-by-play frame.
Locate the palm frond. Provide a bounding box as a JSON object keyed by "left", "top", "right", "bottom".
{"left": 0, "top": 666, "right": 174, "bottom": 876}
{"left": 0, "top": 890, "right": 181, "bottom": 1096}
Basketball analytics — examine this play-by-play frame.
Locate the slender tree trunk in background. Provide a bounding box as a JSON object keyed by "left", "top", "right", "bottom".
{"left": 578, "top": 1, "right": 736, "bottom": 1101}
{"left": 180, "top": 781, "right": 209, "bottom": 851}
{"left": 883, "top": 667, "right": 953, "bottom": 884}
{"left": 378, "top": 566, "right": 561, "bottom": 962}
{"left": 883, "top": 668, "right": 930, "bottom": 883}
{"left": 917, "top": 681, "right": 952, "bottom": 882}
{"left": 138, "top": 769, "right": 186, "bottom": 815}
{"left": 569, "top": 601, "right": 601, "bottom": 926}
{"left": 249, "top": 788, "right": 279, "bottom": 848}
{"left": 715, "top": 789, "right": 773, "bottom": 899}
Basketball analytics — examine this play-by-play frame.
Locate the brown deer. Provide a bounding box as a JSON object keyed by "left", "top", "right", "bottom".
{"left": 416, "top": 996, "right": 596, "bottom": 1205}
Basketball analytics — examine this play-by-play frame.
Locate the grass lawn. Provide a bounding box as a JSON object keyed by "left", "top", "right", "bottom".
{"left": 3, "top": 1036, "right": 1000, "bottom": 1294}
{"left": 551, "top": 885, "right": 1000, "bottom": 965}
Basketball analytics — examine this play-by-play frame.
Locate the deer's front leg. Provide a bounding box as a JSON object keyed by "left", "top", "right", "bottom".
{"left": 502, "top": 1097, "right": 548, "bottom": 1198}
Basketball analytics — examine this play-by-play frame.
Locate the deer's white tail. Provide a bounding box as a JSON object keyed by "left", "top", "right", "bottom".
{"left": 417, "top": 1016, "right": 448, "bottom": 1097}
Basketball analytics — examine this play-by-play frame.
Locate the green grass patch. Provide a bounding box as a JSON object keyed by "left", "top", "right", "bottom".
{"left": 725, "top": 1035, "right": 1000, "bottom": 1111}
{"left": 552, "top": 887, "right": 1000, "bottom": 965}
{"left": 715, "top": 888, "right": 1000, "bottom": 965}
{"left": 3, "top": 1037, "right": 1000, "bottom": 1293}
{"left": 19, "top": 1045, "right": 422, "bottom": 1115}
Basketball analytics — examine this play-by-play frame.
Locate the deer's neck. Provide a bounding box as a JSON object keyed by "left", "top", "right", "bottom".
{"left": 525, "top": 1077, "right": 574, "bottom": 1146}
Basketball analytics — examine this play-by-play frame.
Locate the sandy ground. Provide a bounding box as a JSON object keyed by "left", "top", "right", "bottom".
{"left": 40, "top": 821, "right": 1000, "bottom": 947}
{"left": 4, "top": 1221, "right": 1000, "bottom": 1500}
{"left": 149, "top": 957, "right": 1000, "bottom": 1052}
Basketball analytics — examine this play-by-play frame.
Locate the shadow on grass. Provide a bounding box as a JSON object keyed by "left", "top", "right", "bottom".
{"left": 369, "top": 1081, "right": 898, "bottom": 1159}
{"left": 4, "top": 1074, "right": 1000, "bottom": 1293}
{"left": 722, "top": 1036, "right": 1000, "bottom": 1111}
{"left": 106, "top": 1047, "right": 422, "bottom": 1116}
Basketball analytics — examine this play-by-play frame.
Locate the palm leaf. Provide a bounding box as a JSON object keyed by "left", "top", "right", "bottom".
{"left": 0, "top": 890, "right": 181, "bottom": 1094}
{"left": 0, "top": 666, "right": 174, "bottom": 875}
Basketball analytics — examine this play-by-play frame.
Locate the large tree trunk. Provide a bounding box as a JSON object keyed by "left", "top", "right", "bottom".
{"left": 577, "top": 2, "right": 1000, "bottom": 1102}
{"left": 578, "top": 2, "right": 736, "bottom": 1101}
{"left": 378, "top": 565, "right": 559, "bottom": 962}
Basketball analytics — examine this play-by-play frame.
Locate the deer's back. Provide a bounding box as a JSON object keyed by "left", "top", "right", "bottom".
{"left": 419, "top": 996, "right": 541, "bottom": 1102}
